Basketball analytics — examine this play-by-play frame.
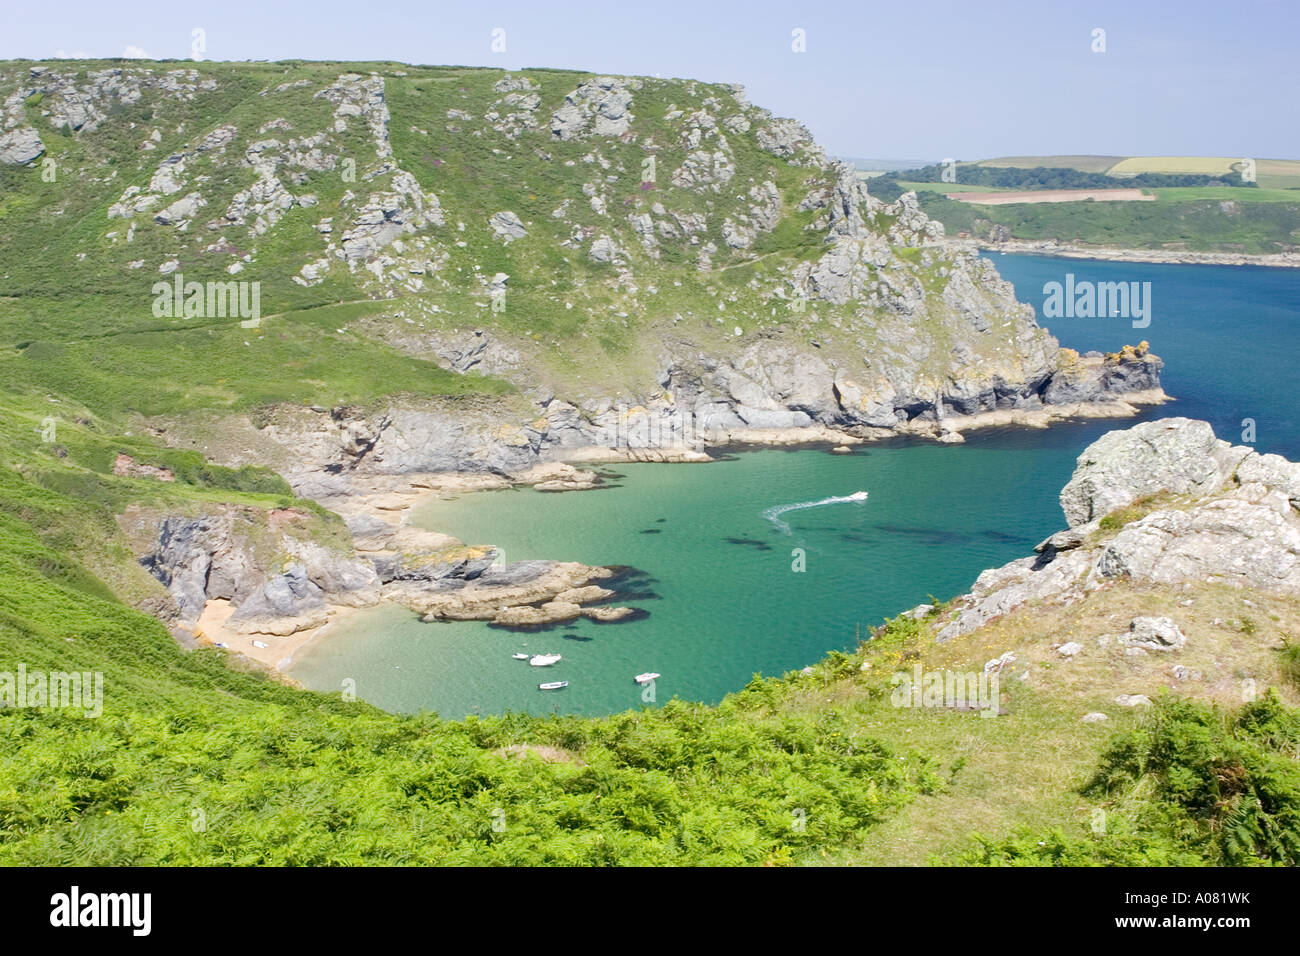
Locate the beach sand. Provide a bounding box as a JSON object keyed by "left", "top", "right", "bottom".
{"left": 194, "top": 598, "right": 363, "bottom": 671}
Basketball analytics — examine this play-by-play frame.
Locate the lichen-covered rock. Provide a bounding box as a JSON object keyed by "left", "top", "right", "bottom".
{"left": 933, "top": 419, "right": 1300, "bottom": 643}
{"left": 488, "top": 210, "right": 527, "bottom": 242}
{"left": 1060, "top": 418, "right": 1250, "bottom": 528}
{"left": 550, "top": 76, "right": 635, "bottom": 140}
{"left": 0, "top": 125, "right": 42, "bottom": 164}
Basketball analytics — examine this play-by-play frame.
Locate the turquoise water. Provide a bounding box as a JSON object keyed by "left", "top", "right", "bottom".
{"left": 287, "top": 255, "right": 1300, "bottom": 717}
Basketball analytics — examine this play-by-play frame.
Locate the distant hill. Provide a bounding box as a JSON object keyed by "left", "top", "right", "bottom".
{"left": 976, "top": 155, "right": 1300, "bottom": 190}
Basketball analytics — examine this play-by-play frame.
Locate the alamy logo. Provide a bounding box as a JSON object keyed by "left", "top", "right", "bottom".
{"left": 50, "top": 886, "right": 151, "bottom": 936}
{"left": 152, "top": 274, "right": 261, "bottom": 328}
{"left": 890, "top": 664, "right": 1000, "bottom": 717}
{"left": 1042, "top": 273, "right": 1152, "bottom": 328}
{"left": 0, "top": 663, "right": 102, "bottom": 718}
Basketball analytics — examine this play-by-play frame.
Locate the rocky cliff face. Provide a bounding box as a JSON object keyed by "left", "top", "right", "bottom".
{"left": 0, "top": 60, "right": 1163, "bottom": 485}
{"left": 927, "top": 419, "right": 1300, "bottom": 644}
{"left": 119, "top": 469, "right": 638, "bottom": 642}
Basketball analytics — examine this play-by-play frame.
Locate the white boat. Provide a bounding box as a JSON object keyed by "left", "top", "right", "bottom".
{"left": 511, "top": 653, "right": 529, "bottom": 660}
{"left": 529, "top": 653, "right": 562, "bottom": 666}
{"left": 634, "top": 672, "right": 660, "bottom": 684}
{"left": 846, "top": 490, "right": 869, "bottom": 501}
{"left": 539, "top": 681, "right": 568, "bottom": 690}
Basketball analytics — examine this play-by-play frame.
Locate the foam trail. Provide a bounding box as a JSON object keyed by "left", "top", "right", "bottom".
{"left": 762, "top": 491, "right": 868, "bottom": 533}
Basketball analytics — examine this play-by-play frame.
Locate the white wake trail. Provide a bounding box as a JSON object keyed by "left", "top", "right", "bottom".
{"left": 762, "top": 491, "right": 868, "bottom": 533}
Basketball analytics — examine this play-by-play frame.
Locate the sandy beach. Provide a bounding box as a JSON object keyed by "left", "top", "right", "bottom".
{"left": 194, "top": 598, "right": 365, "bottom": 671}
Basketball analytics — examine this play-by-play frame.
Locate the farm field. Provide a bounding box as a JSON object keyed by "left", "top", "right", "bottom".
{"left": 945, "top": 188, "right": 1154, "bottom": 205}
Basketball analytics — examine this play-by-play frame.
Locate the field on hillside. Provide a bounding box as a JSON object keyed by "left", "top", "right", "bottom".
{"left": 975, "top": 155, "right": 1125, "bottom": 173}
{"left": 973, "top": 154, "right": 1300, "bottom": 190}
{"left": 949, "top": 188, "right": 1154, "bottom": 205}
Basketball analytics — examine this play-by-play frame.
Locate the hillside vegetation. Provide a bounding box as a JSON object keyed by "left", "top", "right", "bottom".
{"left": 861, "top": 157, "right": 1300, "bottom": 254}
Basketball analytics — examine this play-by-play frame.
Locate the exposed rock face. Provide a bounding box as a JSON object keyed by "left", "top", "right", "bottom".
{"left": 1120, "top": 617, "right": 1187, "bottom": 651}
{"left": 550, "top": 76, "right": 635, "bottom": 140}
{"left": 1060, "top": 417, "right": 1252, "bottom": 527}
{"left": 340, "top": 171, "right": 443, "bottom": 259}
{"left": 125, "top": 472, "right": 637, "bottom": 637}
{"left": 0, "top": 125, "right": 42, "bottom": 164}
{"left": 489, "top": 210, "right": 528, "bottom": 241}
{"left": 932, "top": 419, "right": 1300, "bottom": 643}
{"left": 126, "top": 507, "right": 380, "bottom": 629}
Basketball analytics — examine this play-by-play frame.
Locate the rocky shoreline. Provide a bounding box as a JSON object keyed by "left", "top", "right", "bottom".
{"left": 119, "top": 460, "right": 640, "bottom": 674}
{"left": 949, "top": 236, "right": 1300, "bottom": 269}
{"left": 916, "top": 417, "right": 1300, "bottom": 645}
{"left": 123, "top": 337, "right": 1169, "bottom": 676}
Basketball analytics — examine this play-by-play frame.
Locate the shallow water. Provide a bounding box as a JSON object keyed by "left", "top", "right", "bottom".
{"left": 286, "top": 255, "right": 1300, "bottom": 717}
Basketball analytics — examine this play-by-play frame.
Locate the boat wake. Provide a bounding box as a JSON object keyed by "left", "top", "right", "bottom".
{"left": 762, "top": 490, "right": 868, "bottom": 533}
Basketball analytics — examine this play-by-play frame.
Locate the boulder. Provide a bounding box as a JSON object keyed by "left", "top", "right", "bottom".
{"left": 1060, "top": 418, "right": 1248, "bottom": 527}
{"left": 0, "top": 126, "right": 43, "bottom": 164}
{"left": 1121, "top": 616, "right": 1186, "bottom": 651}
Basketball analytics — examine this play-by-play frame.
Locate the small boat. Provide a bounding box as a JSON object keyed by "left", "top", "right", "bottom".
{"left": 529, "top": 653, "right": 562, "bottom": 666}
{"left": 634, "top": 672, "right": 660, "bottom": 684}
{"left": 846, "top": 490, "right": 869, "bottom": 501}
{"left": 511, "top": 653, "right": 529, "bottom": 660}
{"left": 539, "top": 681, "right": 568, "bottom": 690}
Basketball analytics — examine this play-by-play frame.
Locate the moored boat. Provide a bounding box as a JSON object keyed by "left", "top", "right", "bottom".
{"left": 529, "top": 653, "right": 562, "bottom": 666}
{"left": 539, "top": 681, "right": 568, "bottom": 690}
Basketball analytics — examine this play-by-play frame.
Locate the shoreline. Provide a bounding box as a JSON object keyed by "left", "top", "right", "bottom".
{"left": 945, "top": 238, "right": 1300, "bottom": 269}
{"left": 208, "top": 390, "right": 1171, "bottom": 680}
{"left": 193, "top": 597, "right": 366, "bottom": 674}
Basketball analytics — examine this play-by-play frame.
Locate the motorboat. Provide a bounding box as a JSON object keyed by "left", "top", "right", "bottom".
{"left": 512, "top": 653, "right": 529, "bottom": 660}
{"left": 846, "top": 490, "right": 869, "bottom": 501}
{"left": 539, "top": 681, "right": 568, "bottom": 690}
{"left": 634, "top": 672, "right": 660, "bottom": 684}
{"left": 529, "top": 653, "right": 562, "bottom": 666}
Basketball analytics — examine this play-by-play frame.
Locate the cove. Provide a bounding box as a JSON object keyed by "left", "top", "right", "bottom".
{"left": 286, "top": 254, "right": 1300, "bottom": 717}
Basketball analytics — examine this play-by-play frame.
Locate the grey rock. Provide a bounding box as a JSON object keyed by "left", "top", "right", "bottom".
{"left": 1060, "top": 418, "right": 1247, "bottom": 528}
{"left": 154, "top": 191, "right": 205, "bottom": 225}
{"left": 0, "top": 125, "right": 43, "bottom": 164}
{"left": 229, "top": 563, "right": 326, "bottom": 621}
{"left": 489, "top": 210, "right": 528, "bottom": 242}
{"left": 550, "top": 76, "right": 634, "bottom": 140}
{"left": 1121, "top": 616, "right": 1187, "bottom": 651}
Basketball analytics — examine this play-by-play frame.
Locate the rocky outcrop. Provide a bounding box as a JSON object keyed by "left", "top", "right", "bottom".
{"left": 550, "top": 76, "right": 635, "bottom": 140}
{"left": 930, "top": 419, "right": 1300, "bottom": 643}
{"left": 1059, "top": 417, "right": 1252, "bottom": 527}
{"left": 124, "top": 506, "right": 379, "bottom": 629}
{"left": 124, "top": 465, "right": 636, "bottom": 639}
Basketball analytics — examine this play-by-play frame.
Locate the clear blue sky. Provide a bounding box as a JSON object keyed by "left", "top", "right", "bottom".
{"left": 3, "top": 0, "right": 1295, "bottom": 160}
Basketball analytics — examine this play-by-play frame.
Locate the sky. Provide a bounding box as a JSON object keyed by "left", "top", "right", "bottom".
{"left": 2, "top": 0, "right": 1296, "bottom": 161}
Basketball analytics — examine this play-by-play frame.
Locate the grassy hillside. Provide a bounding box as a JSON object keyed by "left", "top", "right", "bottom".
{"left": 0, "top": 58, "right": 1026, "bottom": 425}
{"left": 917, "top": 191, "right": 1300, "bottom": 253}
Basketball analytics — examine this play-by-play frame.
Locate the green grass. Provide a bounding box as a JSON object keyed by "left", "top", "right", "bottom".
{"left": 919, "top": 191, "right": 1300, "bottom": 253}
{"left": 1150, "top": 186, "right": 1300, "bottom": 203}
